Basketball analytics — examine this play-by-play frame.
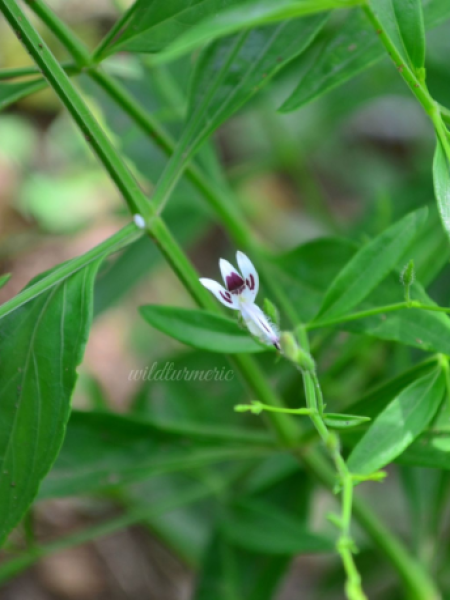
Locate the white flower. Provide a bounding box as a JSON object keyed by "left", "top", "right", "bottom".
{"left": 200, "top": 251, "right": 280, "bottom": 350}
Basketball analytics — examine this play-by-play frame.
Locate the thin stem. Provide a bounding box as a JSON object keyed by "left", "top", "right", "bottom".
{"left": 302, "top": 363, "right": 367, "bottom": 600}
{"left": 363, "top": 3, "right": 450, "bottom": 163}
{"left": 362, "top": 5, "right": 435, "bottom": 115}
{"left": 307, "top": 300, "right": 450, "bottom": 331}
{"left": 91, "top": 1, "right": 139, "bottom": 62}
{"left": 2, "top": 0, "right": 152, "bottom": 219}
{"left": 89, "top": 67, "right": 299, "bottom": 324}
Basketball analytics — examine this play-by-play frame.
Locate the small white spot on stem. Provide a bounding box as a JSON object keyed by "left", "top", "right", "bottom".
{"left": 133, "top": 214, "right": 146, "bottom": 229}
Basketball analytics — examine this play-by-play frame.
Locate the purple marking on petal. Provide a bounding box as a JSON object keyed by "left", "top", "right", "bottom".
{"left": 259, "top": 318, "right": 271, "bottom": 333}
{"left": 220, "top": 290, "right": 233, "bottom": 304}
{"left": 248, "top": 274, "right": 255, "bottom": 290}
{"left": 226, "top": 272, "right": 244, "bottom": 292}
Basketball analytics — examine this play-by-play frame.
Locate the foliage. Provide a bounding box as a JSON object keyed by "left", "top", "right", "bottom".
{"left": 1, "top": 0, "right": 450, "bottom": 598}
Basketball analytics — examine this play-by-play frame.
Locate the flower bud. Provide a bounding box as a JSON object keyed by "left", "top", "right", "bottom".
{"left": 280, "top": 332, "right": 315, "bottom": 371}
{"left": 400, "top": 259, "right": 415, "bottom": 287}
{"left": 263, "top": 298, "right": 280, "bottom": 327}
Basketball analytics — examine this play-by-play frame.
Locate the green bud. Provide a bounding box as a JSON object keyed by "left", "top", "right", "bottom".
{"left": 280, "top": 332, "right": 315, "bottom": 371}
{"left": 400, "top": 259, "right": 415, "bottom": 287}
{"left": 279, "top": 332, "right": 298, "bottom": 362}
{"left": 263, "top": 298, "right": 280, "bottom": 327}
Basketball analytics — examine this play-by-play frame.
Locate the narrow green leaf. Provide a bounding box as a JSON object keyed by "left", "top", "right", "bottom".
{"left": 0, "top": 261, "right": 101, "bottom": 545}
{"left": 272, "top": 236, "right": 450, "bottom": 354}
{"left": 344, "top": 275, "right": 450, "bottom": 355}
{"left": 392, "top": 0, "right": 426, "bottom": 69}
{"left": 222, "top": 500, "right": 333, "bottom": 555}
{"left": 0, "top": 79, "right": 47, "bottom": 111}
{"left": 397, "top": 431, "right": 450, "bottom": 469}
{"left": 39, "top": 411, "right": 272, "bottom": 499}
{"left": 432, "top": 138, "right": 450, "bottom": 242}
{"left": 180, "top": 15, "right": 327, "bottom": 166}
{"left": 368, "top": 0, "right": 414, "bottom": 67}
{"left": 108, "top": 0, "right": 241, "bottom": 54}
{"left": 323, "top": 413, "right": 370, "bottom": 429}
{"left": 347, "top": 368, "right": 446, "bottom": 475}
{"left": 154, "top": 0, "right": 355, "bottom": 64}
{"left": 140, "top": 305, "right": 269, "bottom": 353}
{"left": 280, "top": 0, "right": 447, "bottom": 111}
{"left": 0, "top": 274, "right": 11, "bottom": 289}
{"left": 345, "top": 359, "right": 438, "bottom": 419}
{"left": 315, "top": 207, "right": 427, "bottom": 320}
{"left": 193, "top": 533, "right": 289, "bottom": 600}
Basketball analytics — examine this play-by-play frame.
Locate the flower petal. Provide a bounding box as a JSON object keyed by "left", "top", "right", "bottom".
{"left": 240, "top": 303, "right": 279, "bottom": 348}
{"left": 219, "top": 258, "right": 245, "bottom": 292}
{"left": 199, "top": 278, "right": 239, "bottom": 309}
{"left": 236, "top": 251, "right": 259, "bottom": 301}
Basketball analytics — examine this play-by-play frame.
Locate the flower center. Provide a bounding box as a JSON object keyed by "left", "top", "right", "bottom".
{"left": 226, "top": 272, "right": 245, "bottom": 294}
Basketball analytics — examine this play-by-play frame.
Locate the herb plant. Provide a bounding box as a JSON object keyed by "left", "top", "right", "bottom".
{"left": 1, "top": 1, "right": 450, "bottom": 598}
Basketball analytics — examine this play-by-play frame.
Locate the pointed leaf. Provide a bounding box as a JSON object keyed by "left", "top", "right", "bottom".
{"left": 281, "top": 0, "right": 448, "bottom": 111}
{"left": 39, "top": 411, "right": 271, "bottom": 499}
{"left": 323, "top": 413, "right": 370, "bottom": 429}
{"left": 181, "top": 15, "right": 327, "bottom": 163}
{"left": 0, "top": 79, "right": 46, "bottom": 111}
{"left": 154, "top": 0, "right": 352, "bottom": 64}
{"left": 315, "top": 207, "right": 427, "bottom": 320}
{"left": 391, "top": 0, "right": 426, "bottom": 69}
{"left": 0, "top": 274, "right": 11, "bottom": 290}
{"left": 0, "top": 261, "right": 101, "bottom": 545}
{"left": 193, "top": 532, "right": 289, "bottom": 600}
{"left": 222, "top": 500, "right": 333, "bottom": 555}
{"left": 348, "top": 368, "right": 446, "bottom": 475}
{"left": 433, "top": 138, "right": 450, "bottom": 242}
{"left": 140, "top": 305, "right": 269, "bottom": 353}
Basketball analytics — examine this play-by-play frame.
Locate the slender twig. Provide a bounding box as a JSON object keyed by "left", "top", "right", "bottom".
{"left": 307, "top": 300, "right": 450, "bottom": 331}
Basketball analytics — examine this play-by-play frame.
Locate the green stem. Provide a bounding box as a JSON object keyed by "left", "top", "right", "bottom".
{"left": 302, "top": 362, "right": 367, "bottom": 600}
{"left": 363, "top": 3, "right": 450, "bottom": 163}
{"left": 362, "top": 5, "right": 435, "bottom": 114}
{"left": 3, "top": 0, "right": 152, "bottom": 220}
{"left": 307, "top": 300, "right": 450, "bottom": 331}
{"left": 91, "top": 1, "right": 139, "bottom": 62}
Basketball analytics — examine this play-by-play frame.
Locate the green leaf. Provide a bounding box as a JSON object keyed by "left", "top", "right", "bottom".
{"left": 107, "top": 0, "right": 240, "bottom": 54}
{"left": 0, "top": 274, "right": 11, "bottom": 289}
{"left": 323, "top": 413, "right": 370, "bottom": 429}
{"left": 39, "top": 411, "right": 273, "bottom": 499}
{"left": 397, "top": 431, "right": 450, "bottom": 469}
{"left": 315, "top": 207, "right": 427, "bottom": 320}
{"left": 222, "top": 499, "right": 333, "bottom": 555}
{"left": 368, "top": 0, "right": 414, "bottom": 67}
{"left": 391, "top": 0, "right": 426, "bottom": 69}
{"left": 345, "top": 359, "right": 438, "bottom": 419}
{"left": 272, "top": 235, "right": 450, "bottom": 354}
{"left": 347, "top": 368, "right": 446, "bottom": 475}
{"left": 180, "top": 15, "right": 327, "bottom": 165}
{"left": 269, "top": 238, "right": 357, "bottom": 321}
{"left": 193, "top": 533, "right": 289, "bottom": 600}
{"left": 344, "top": 275, "right": 450, "bottom": 355}
{"left": 0, "top": 261, "right": 101, "bottom": 545}
{"left": 280, "top": 0, "right": 448, "bottom": 111}
{"left": 154, "top": 0, "right": 352, "bottom": 64}
{"left": 140, "top": 305, "right": 270, "bottom": 353}
{"left": 0, "top": 79, "right": 46, "bottom": 111}
{"left": 432, "top": 138, "right": 450, "bottom": 242}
